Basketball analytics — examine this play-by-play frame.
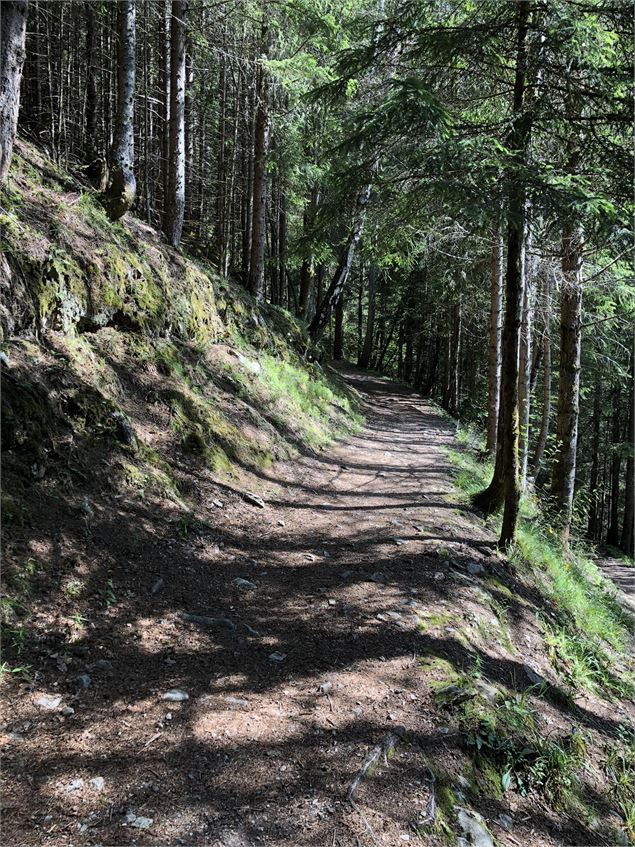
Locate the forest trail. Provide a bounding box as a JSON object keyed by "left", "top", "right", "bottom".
{"left": 4, "top": 366, "right": 627, "bottom": 847}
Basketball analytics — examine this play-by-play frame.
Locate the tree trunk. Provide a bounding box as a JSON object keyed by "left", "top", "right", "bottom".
{"left": 248, "top": 44, "right": 270, "bottom": 302}
{"left": 518, "top": 237, "right": 534, "bottom": 487}
{"left": 586, "top": 382, "right": 602, "bottom": 541}
{"left": 474, "top": 0, "right": 531, "bottom": 552}
{"left": 550, "top": 222, "right": 583, "bottom": 545}
{"left": 104, "top": 0, "right": 136, "bottom": 220}
{"left": 163, "top": 0, "right": 187, "bottom": 247}
{"left": 606, "top": 386, "right": 622, "bottom": 547}
{"left": 486, "top": 222, "right": 504, "bottom": 455}
{"left": 84, "top": 1, "right": 105, "bottom": 188}
{"left": 621, "top": 401, "right": 634, "bottom": 555}
{"left": 333, "top": 296, "right": 344, "bottom": 360}
{"left": 531, "top": 266, "right": 552, "bottom": 476}
{"left": 0, "top": 0, "right": 29, "bottom": 183}
{"left": 358, "top": 265, "right": 377, "bottom": 368}
{"left": 159, "top": 0, "right": 170, "bottom": 225}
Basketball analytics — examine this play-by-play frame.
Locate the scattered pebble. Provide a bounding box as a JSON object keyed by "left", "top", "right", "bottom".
{"left": 93, "top": 659, "right": 113, "bottom": 672}
{"left": 467, "top": 561, "right": 484, "bottom": 575}
{"left": 61, "top": 705, "right": 75, "bottom": 717}
{"left": 232, "top": 577, "right": 257, "bottom": 590}
{"left": 35, "top": 694, "right": 62, "bottom": 711}
{"left": 123, "top": 812, "right": 154, "bottom": 830}
{"left": 65, "top": 778, "right": 84, "bottom": 793}
{"left": 268, "top": 651, "right": 286, "bottom": 663}
{"left": 434, "top": 572, "right": 445, "bottom": 581}
{"left": 76, "top": 674, "right": 92, "bottom": 689}
{"left": 319, "top": 682, "right": 333, "bottom": 695}
{"left": 163, "top": 689, "right": 189, "bottom": 702}
{"left": 496, "top": 813, "right": 514, "bottom": 831}
{"left": 90, "top": 777, "right": 105, "bottom": 792}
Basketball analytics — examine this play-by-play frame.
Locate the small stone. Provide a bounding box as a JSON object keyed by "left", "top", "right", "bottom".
{"left": 163, "top": 689, "right": 189, "bottom": 702}
{"left": 224, "top": 696, "right": 249, "bottom": 709}
{"left": 65, "top": 778, "right": 84, "bottom": 793}
{"left": 457, "top": 809, "right": 494, "bottom": 847}
{"left": 456, "top": 775, "right": 470, "bottom": 789}
{"left": 434, "top": 572, "right": 445, "bottom": 581}
{"left": 61, "top": 706, "right": 75, "bottom": 717}
{"left": 111, "top": 411, "right": 135, "bottom": 446}
{"left": 243, "top": 492, "right": 265, "bottom": 508}
{"left": 124, "top": 812, "right": 153, "bottom": 830}
{"left": 90, "top": 777, "right": 105, "bottom": 792}
{"left": 94, "top": 659, "right": 113, "bottom": 672}
{"left": 277, "top": 520, "right": 285, "bottom": 527}
{"left": 268, "top": 651, "right": 286, "bottom": 663}
{"left": 35, "top": 694, "right": 62, "bottom": 711}
{"left": 327, "top": 598, "right": 336, "bottom": 606}
{"left": 370, "top": 571, "right": 388, "bottom": 584}
{"left": 232, "top": 577, "right": 257, "bottom": 590}
{"left": 467, "top": 561, "right": 484, "bottom": 575}
{"left": 319, "top": 682, "right": 333, "bottom": 695}
{"left": 213, "top": 499, "right": 224, "bottom": 508}
{"left": 496, "top": 813, "right": 513, "bottom": 831}
{"left": 393, "top": 538, "right": 408, "bottom": 545}
{"left": 524, "top": 665, "right": 545, "bottom": 686}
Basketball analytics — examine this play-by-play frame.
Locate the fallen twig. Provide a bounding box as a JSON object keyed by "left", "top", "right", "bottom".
{"left": 347, "top": 727, "right": 405, "bottom": 804}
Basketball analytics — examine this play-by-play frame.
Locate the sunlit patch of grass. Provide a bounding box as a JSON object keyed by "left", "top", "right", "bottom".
{"left": 446, "top": 428, "right": 634, "bottom": 701}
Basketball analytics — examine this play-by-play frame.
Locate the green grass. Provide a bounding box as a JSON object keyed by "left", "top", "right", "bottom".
{"left": 447, "top": 435, "right": 634, "bottom": 701}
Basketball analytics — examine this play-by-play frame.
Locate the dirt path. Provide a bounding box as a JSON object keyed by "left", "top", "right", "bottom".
{"left": 3, "top": 366, "right": 628, "bottom": 847}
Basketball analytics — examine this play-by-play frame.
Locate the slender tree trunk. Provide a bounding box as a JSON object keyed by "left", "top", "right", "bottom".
{"left": 358, "top": 265, "right": 377, "bottom": 368}
{"left": 474, "top": 0, "right": 531, "bottom": 551}
{"left": 518, "top": 228, "right": 534, "bottom": 487}
{"left": 0, "top": 0, "right": 29, "bottom": 183}
{"left": 587, "top": 382, "right": 602, "bottom": 541}
{"left": 104, "top": 0, "right": 136, "bottom": 220}
{"left": 248, "top": 48, "right": 270, "bottom": 302}
{"left": 606, "top": 387, "right": 622, "bottom": 547}
{"left": 333, "top": 296, "right": 344, "bottom": 360}
{"left": 159, "top": 0, "right": 170, "bottom": 224}
{"left": 486, "top": 222, "right": 504, "bottom": 455}
{"left": 84, "top": 1, "right": 105, "bottom": 188}
{"left": 550, "top": 222, "right": 583, "bottom": 544}
{"left": 620, "top": 372, "right": 634, "bottom": 556}
{"left": 531, "top": 266, "right": 552, "bottom": 476}
{"left": 163, "top": 0, "right": 187, "bottom": 247}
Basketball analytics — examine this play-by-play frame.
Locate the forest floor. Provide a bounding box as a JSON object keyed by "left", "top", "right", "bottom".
{"left": 2, "top": 365, "right": 632, "bottom": 847}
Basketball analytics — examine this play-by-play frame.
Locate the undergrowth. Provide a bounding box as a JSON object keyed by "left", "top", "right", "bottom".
{"left": 447, "top": 429, "right": 635, "bottom": 702}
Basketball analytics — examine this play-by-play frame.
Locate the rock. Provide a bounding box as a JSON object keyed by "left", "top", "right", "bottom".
{"left": 475, "top": 680, "right": 499, "bottom": 704}
{"left": 434, "top": 572, "right": 445, "bottom": 581}
{"left": 76, "top": 674, "right": 92, "bottom": 689}
{"left": 268, "top": 651, "right": 286, "bottom": 663}
{"left": 393, "top": 538, "right": 408, "bottom": 545}
{"left": 90, "top": 776, "right": 105, "bottom": 792}
{"left": 181, "top": 612, "right": 235, "bottom": 632}
{"left": 151, "top": 578, "right": 164, "bottom": 594}
{"left": 524, "top": 665, "right": 546, "bottom": 686}
{"left": 328, "top": 598, "right": 336, "bottom": 606}
{"left": 319, "top": 682, "right": 333, "bottom": 695}
{"left": 277, "top": 520, "right": 285, "bottom": 527}
{"left": 232, "top": 577, "right": 257, "bottom": 590}
{"left": 163, "top": 689, "right": 189, "bottom": 702}
{"left": 467, "top": 561, "right": 484, "bottom": 575}
{"left": 457, "top": 809, "right": 494, "bottom": 847}
{"left": 61, "top": 705, "right": 75, "bottom": 716}
{"left": 123, "top": 812, "right": 154, "bottom": 830}
{"left": 111, "top": 411, "right": 136, "bottom": 446}
{"left": 456, "top": 775, "right": 470, "bottom": 789}
{"left": 35, "top": 694, "right": 62, "bottom": 711}
{"left": 243, "top": 492, "right": 265, "bottom": 508}
{"left": 370, "top": 571, "right": 388, "bottom": 584}
{"left": 65, "top": 778, "right": 84, "bottom": 793}
{"left": 213, "top": 499, "right": 224, "bottom": 508}
{"left": 496, "top": 813, "right": 513, "bottom": 831}
{"left": 224, "top": 696, "right": 249, "bottom": 709}
{"left": 237, "top": 353, "right": 261, "bottom": 375}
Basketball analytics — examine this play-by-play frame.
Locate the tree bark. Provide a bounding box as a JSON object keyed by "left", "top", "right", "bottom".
{"left": 248, "top": 41, "right": 270, "bottom": 302}
{"left": 163, "top": 0, "right": 187, "bottom": 247}
{"left": 550, "top": 222, "right": 583, "bottom": 545}
{"left": 474, "top": 0, "right": 531, "bottom": 551}
{"left": 518, "top": 235, "right": 534, "bottom": 487}
{"left": 486, "top": 222, "right": 504, "bottom": 455}
{"left": 586, "top": 382, "right": 602, "bottom": 541}
{"left": 621, "top": 378, "right": 634, "bottom": 556}
{"left": 606, "top": 386, "right": 622, "bottom": 547}
{"left": 0, "top": 0, "right": 29, "bottom": 183}
{"left": 104, "top": 0, "right": 136, "bottom": 220}
{"left": 531, "top": 266, "right": 552, "bottom": 476}
{"left": 333, "top": 296, "right": 344, "bottom": 360}
{"left": 358, "top": 265, "right": 377, "bottom": 368}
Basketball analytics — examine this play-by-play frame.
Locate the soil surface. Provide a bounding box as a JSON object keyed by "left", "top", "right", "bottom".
{"left": 2, "top": 365, "right": 630, "bottom": 847}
